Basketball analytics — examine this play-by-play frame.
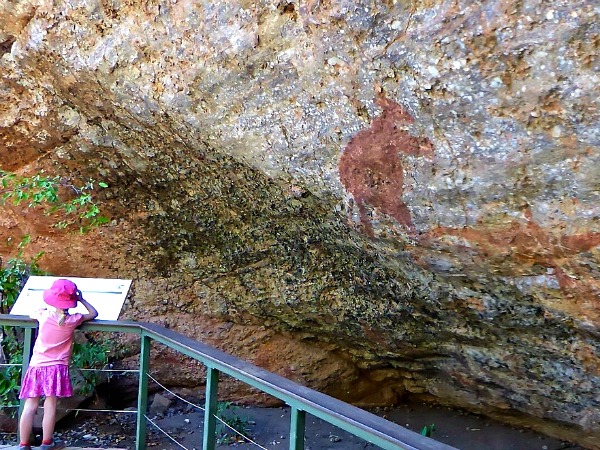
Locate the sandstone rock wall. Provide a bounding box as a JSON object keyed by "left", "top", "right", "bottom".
{"left": 1, "top": 0, "right": 599, "bottom": 447}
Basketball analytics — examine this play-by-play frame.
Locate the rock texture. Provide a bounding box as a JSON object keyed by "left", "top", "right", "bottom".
{"left": 1, "top": 0, "right": 599, "bottom": 447}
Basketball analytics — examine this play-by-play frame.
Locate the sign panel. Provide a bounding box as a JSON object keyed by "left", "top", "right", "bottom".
{"left": 10, "top": 276, "right": 132, "bottom": 321}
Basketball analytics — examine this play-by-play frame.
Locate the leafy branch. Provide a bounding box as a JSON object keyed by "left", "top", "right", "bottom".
{"left": 0, "top": 170, "right": 109, "bottom": 233}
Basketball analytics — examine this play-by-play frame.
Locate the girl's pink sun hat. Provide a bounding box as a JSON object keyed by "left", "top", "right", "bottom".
{"left": 42, "top": 279, "right": 78, "bottom": 309}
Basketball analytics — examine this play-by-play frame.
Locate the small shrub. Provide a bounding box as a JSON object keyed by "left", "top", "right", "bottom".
{"left": 420, "top": 423, "right": 435, "bottom": 437}
{"left": 0, "top": 340, "right": 22, "bottom": 417}
{"left": 215, "top": 401, "right": 251, "bottom": 444}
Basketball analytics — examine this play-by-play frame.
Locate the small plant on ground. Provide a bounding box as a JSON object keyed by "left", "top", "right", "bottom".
{"left": 420, "top": 423, "right": 435, "bottom": 437}
{"left": 215, "top": 401, "right": 251, "bottom": 444}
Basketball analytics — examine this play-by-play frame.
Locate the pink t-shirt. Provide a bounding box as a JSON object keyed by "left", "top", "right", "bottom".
{"left": 28, "top": 308, "right": 86, "bottom": 367}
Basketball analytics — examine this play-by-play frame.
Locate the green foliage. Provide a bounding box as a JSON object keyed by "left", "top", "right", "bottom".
{"left": 0, "top": 170, "right": 108, "bottom": 233}
{"left": 0, "top": 247, "right": 45, "bottom": 314}
{"left": 0, "top": 371, "right": 19, "bottom": 410}
{"left": 215, "top": 401, "right": 251, "bottom": 444}
{"left": 71, "top": 339, "right": 111, "bottom": 396}
{"left": 0, "top": 336, "right": 22, "bottom": 416}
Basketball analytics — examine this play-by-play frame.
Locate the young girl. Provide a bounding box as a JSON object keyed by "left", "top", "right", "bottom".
{"left": 18, "top": 279, "right": 98, "bottom": 450}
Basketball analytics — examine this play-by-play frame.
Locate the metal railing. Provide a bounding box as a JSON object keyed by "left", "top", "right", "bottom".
{"left": 0, "top": 314, "right": 457, "bottom": 450}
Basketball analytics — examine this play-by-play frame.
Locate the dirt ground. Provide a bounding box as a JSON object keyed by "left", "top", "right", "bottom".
{"left": 30, "top": 396, "right": 584, "bottom": 450}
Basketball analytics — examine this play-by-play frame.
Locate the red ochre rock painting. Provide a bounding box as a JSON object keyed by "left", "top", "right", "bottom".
{"left": 424, "top": 209, "right": 600, "bottom": 319}
{"left": 338, "top": 96, "right": 433, "bottom": 236}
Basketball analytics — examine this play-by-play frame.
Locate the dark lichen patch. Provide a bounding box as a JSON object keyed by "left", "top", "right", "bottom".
{"left": 339, "top": 96, "right": 433, "bottom": 235}
{"left": 110, "top": 145, "right": 449, "bottom": 353}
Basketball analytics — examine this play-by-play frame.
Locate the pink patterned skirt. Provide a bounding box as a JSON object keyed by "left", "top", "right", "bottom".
{"left": 19, "top": 364, "right": 73, "bottom": 398}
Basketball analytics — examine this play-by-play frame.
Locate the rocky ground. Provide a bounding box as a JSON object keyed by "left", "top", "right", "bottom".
{"left": 0, "top": 393, "right": 586, "bottom": 450}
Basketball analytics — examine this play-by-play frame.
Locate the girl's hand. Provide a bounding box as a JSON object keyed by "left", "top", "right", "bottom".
{"left": 76, "top": 289, "right": 83, "bottom": 301}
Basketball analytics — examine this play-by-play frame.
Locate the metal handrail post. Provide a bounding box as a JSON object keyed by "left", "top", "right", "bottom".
{"left": 202, "top": 367, "right": 219, "bottom": 450}
{"left": 16, "top": 327, "right": 33, "bottom": 443}
{"left": 136, "top": 333, "right": 151, "bottom": 450}
{"left": 289, "top": 406, "right": 306, "bottom": 450}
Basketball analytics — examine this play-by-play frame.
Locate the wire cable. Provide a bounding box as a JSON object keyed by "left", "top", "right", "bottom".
{"left": 147, "top": 373, "right": 204, "bottom": 411}
{"left": 145, "top": 414, "right": 189, "bottom": 450}
{"left": 146, "top": 373, "right": 269, "bottom": 450}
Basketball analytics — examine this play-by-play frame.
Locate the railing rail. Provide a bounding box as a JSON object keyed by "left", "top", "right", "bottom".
{"left": 0, "top": 314, "right": 457, "bottom": 450}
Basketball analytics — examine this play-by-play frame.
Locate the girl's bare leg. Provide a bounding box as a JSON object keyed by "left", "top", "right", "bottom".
{"left": 42, "top": 396, "right": 58, "bottom": 443}
{"left": 19, "top": 397, "right": 40, "bottom": 444}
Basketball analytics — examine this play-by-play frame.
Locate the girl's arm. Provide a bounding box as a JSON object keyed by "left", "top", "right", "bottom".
{"left": 77, "top": 290, "right": 98, "bottom": 321}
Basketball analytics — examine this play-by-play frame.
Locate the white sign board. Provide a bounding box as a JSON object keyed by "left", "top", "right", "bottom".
{"left": 10, "top": 276, "right": 132, "bottom": 321}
